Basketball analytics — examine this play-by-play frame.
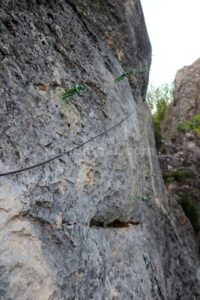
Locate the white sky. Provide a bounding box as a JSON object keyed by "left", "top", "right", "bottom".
{"left": 141, "top": 0, "right": 200, "bottom": 86}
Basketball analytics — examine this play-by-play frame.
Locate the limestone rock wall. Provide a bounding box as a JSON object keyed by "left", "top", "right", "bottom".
{"left": 0, "top": 1, "right": 200, "bottom": 299}
{"left": 159, "top": 59, "right": 200, "bottom": 242}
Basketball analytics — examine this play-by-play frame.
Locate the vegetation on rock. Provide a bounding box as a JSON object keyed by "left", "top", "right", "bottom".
{"left": 177, "top": 113, "right": 200, "bottom": 136}
{"left": 163, "top": 169, "right": 191, "bottom": 182}
{"left": 178, "top": 194, "right": 200, "bottom": 233}
{"left": 146, "top": 84, "right": 172, "bottom": 149}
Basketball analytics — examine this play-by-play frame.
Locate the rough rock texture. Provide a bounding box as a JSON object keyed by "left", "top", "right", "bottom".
{"left": 161, "top": 58, "right": 200, "bottom": 139}
{"left": 0, "top": 1, "right": 200, "bottom": 299}
{"left": 159, "top": 135, "right": 200, "bottom": 209}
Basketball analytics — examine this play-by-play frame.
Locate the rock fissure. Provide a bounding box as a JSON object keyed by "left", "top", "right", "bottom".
{"left": 90, "top": 218, "right": 140, "bottom": 228}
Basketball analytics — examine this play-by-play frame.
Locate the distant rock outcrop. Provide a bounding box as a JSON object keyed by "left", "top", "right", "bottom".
{"left": 159, "top": 59, "right": 200, "bottom": 237}
{"left": 161, "top": 58, "right": 200, "bottom": 139}
{"left": 0, "top": 1, "right": 200, "bottom": 299}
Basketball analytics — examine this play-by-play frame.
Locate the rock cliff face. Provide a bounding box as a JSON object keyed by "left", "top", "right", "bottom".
{"left": 159, "top": 59, "right": 200, "bottom": 239}
{"left": 0, "top": 1, "right": 200, "bottom": 299}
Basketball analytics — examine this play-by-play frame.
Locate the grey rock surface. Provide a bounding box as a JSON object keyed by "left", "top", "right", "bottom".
{"left": 159, "top": 59, "right": 200, "bottom": 239}
{"left": 0, "top": 1, "right": 200, "bottom": 299}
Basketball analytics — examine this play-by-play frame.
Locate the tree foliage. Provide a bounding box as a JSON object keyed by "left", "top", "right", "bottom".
{"left": 146, "top": 84, "right": 172, "bottom": 149}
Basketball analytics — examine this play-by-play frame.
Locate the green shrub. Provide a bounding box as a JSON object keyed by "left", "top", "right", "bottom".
{"left": 177, "top": 113, "right": 200, "bottom": 135}
{"left": 177, "top": 120, "right": 192, "bottom": 133}
{"left": 192, "top": 113, "right": 200, "bottom": 124}
{"left": 163, "top": 169, "right": 190, "bottom": 182}
{"left": 178, "top": 194, "right": 200, "bottom": 233}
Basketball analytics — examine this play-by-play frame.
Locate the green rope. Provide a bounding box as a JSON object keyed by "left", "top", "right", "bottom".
{"left": 60, "top": 84, "right": 85, "bottom": 101}
{"left": 130, "top": 195, "right": 148, "bottom": 202}
{"left": 114, "top": 70, "right": 133, "bottom": 83}
{"left": 114, "top": 70, "right": 143, "bottom": 83}
{"left": 0, "top": 67, "right": 145, "bottom": 176}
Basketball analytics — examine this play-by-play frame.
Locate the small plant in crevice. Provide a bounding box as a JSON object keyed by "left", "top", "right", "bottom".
{"left": 177, "top": 194, "right": 200, "bottom": 233}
